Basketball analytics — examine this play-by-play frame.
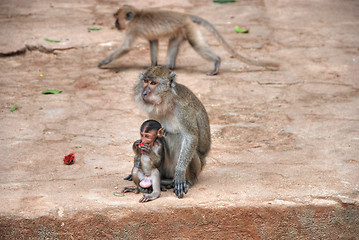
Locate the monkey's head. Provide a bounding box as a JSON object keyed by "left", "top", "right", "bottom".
{"left": 134, "top": 66, "right": 177, "bottom": 113}
{"left": 114, "top": 5, "right": 138, "bottom": 30}
{"left": 139, "top": 120, "right": 164, "bottom": 147}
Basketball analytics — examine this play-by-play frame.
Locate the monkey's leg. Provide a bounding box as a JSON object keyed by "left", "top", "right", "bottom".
{"left": 139, "top": 169, "right": 161, "bottom": 202}
{"left": 131, "top": 166, "right": 142, "bottom": 186}
{"left": 149, "top": 40, "right": 159, "bottom": 66}
{"left": 125, "top": 155, "right": 141, "bottom": 180}
{"left": 172, "top": 134, "right": 200, "bottom": 198}
{"left": 167, "top": 34, "right": 184, "bottom": 69}
{"left": 132, "top": 166, "right": 153, "bottom": 193}
{"left": 185, "top": 24, "right": 221, "bottom": 75}
{"left": 98, "top": 36, "right": 133, "bottom": 67}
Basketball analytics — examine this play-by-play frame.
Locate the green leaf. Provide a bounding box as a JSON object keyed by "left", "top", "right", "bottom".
{"left": 44, "top": 38, "right": 61, "bottom": 43}
{"left": 42, "top": 90, "right": 62, "bottom": 94}
{"left": 113, "top": 192, "right": 125, "bottom": 197}
{"left": 87, "top": 27, "right": 102, "bottom": 31}
{"left": 230, "top": 135, "right": 241, "bottom": 140}
{"left": 11, "top": 105, "right": 18, "bottom": 112}
{"left": 213, "top": 0, "right": 236, "bottom": 3}
{"left": 235, "top": 26, "right": 249, "bottom": 33}
{"left": 75, "top": 145, "right": 82, "bottom": 148}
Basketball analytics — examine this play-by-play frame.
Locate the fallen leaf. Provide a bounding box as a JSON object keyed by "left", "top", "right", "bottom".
{"left": 11, "top": 105, "right": 18, "bottom": 112}
{"left": 44, "top": 38, "right": 61, "bottom": 43}
{"left": 113, "top": 192, "right": 125, "bottom": 197}
{"left": 42, "top": 90, "right": 62, "bottom": 94}
{"left": 213, "top": 0, "right": 236, "bottom": 3}
{"left": 235, "top": 26, "right": 249, "bottom": 33}
{"left": 87, "top": 27, "right": 102, "bottom": 31}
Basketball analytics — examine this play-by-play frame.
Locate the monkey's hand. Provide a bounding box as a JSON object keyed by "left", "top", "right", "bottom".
{"left": 140, "top": 144, "right": 152, "bottom": 155}
{"left": 174, "top": 168, "right": 189, "bottom": 198}
{"left": 133, "top": 140, "right": 142, "bottom": 156}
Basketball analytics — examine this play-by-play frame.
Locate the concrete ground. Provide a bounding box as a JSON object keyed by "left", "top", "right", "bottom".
{"left": 0, "top": 0, "right": 358, "bottom": 239}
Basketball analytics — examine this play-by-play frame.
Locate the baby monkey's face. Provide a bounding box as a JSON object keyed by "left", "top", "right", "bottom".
{"left": 140, "top": 129, "right": 158, "bottom": 147}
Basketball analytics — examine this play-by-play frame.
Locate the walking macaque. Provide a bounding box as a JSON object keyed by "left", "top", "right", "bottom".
{"left": 134, "top": 66, "right": 211, "bottom": 198}
{"left": 98, "top": 5, "right": 279, "bottom": 75}
{"left": 123, "top": 120, "right": 165, "bottom": 202}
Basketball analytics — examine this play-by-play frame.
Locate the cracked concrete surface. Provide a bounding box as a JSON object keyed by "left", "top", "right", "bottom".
{"left": 0, "top": 0, "right": 358, "bottom": 239}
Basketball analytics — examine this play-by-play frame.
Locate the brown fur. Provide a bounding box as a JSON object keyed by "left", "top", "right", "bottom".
{"left": 99, "top": 5, "right": 279, "bottom": 75}
{"left": 134, "top": 66, "right": 211, "bottom": 198}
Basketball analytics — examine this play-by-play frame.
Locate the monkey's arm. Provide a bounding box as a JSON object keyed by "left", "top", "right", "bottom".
{"left": 174, "top": 128, "right": 198, "bottom": 198}
{"left": 132, "top": 139, "right": 142, "bottom": 156}
{"left": 125, "top": 142, "right": 141, "bottom": 181}
{"left": 150, "top": 141, "right": 163, "bottom": 168}
{"left": 141, "top": 141, "right": 163, "bottom": 169}
{"left": 124, "top": 155, "right": 141, "bottom": 181}
{"left": 98, "top": 34, "right": 134, "bottom": 67}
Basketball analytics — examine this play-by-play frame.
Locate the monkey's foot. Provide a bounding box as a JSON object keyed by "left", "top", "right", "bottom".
{"left": 122, "top": 187, "right": 139, "bottom": 194}
{"left": 207, "top": 71, "right": 218, "bottom": 76}
{"left": 138, "top": 186, "right": 152, "bottom": 193}
{"left": 139, "top": 195, "right": 152, "bottom": 203}
{"left": 139, "top": 193, "right": 160, "bottom": 203}
{"left": 207, "top": 58, "right": 220, "bottom": 75}
{"left": 161, "top": 182, "right": 174, "bottom": 190}
{"left": 98, "top": 59, "right": 110, "bottom": 68}
{"left": 123, "top": 174, "right": 133, "bottom": 181}
{"left": 167, "top": 66, "right": 175, "bottom": 70}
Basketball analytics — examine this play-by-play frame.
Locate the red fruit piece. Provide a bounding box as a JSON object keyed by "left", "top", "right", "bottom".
{"left": 64, "top": 153, "right": 75, "bottom": 165}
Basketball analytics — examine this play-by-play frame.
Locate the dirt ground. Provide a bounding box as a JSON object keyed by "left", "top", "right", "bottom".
{"left": 0, "top": 0, "right": 358, "bottom": 239}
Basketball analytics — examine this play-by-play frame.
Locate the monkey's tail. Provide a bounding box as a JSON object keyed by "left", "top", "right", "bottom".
{"left": 189, "top": 15, "right": 279, "bottom": 70}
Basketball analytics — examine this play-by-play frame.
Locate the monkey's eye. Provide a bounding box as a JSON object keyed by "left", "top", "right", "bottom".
{"left": 150, "top": 81, "right": 157, "bottom": 85}
{"left": 143, "top": 79, "right": 149, "bottom": 83}
{"left": 125, "top": 12, "right": 133, "bottom": 20}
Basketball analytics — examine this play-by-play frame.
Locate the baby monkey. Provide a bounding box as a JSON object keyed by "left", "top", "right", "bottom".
{"left": 123, "top": 119, "right": 164, "bottom": 203}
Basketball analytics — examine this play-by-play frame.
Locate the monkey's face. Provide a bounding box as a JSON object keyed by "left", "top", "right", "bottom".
{"left": 141, "top": 78, "right": 162, "bottom": 105}
{"left": 135, "top": 67, "right": 177, "bottom": 113}
{"left": 114, "top": 6, "right": 134, "bottom": 30}
{"left": 140, "top": 129, "right": 157, "bottom": 148}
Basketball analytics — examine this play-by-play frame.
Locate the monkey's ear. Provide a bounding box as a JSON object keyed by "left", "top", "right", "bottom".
{"left": 126, "top": 11, "right": 133, "bottom": 21}
{"left": 157, "top": 128, "right": 164, "bottom": 138}
{"left": 168, "top": 71, "right": 176, "bottom": 89}
{"left": 139, "top": 73, "right": 145, "bottom": 81}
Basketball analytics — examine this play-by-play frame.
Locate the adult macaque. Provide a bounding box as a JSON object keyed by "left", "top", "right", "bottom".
{"left": 134, "top": 66, "right": 211, "bottom": 198}
{"left": 123, "top": 120, "right": 165, "bottom": 202}
{"left": 98, "top": 5, "right": 279, "bottom": 75}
